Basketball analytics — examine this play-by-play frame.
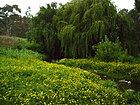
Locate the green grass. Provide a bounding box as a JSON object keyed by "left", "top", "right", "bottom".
{"left": 0, "top": 46, "right": 44, "bottom": 60}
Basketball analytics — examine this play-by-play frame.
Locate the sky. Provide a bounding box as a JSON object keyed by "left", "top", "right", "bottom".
{"left": 0, "top": 0, "right": 135, "bottom": 16}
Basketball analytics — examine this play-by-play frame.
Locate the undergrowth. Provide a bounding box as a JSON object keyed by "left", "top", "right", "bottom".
{"left": 57, "top": 58, "right": 140, "bottom": 81}
{"left": 0, "top": 46, "right": 44, "bottom": 60}
{"left": 0, "top": 56, "right": 130, "bottom": 105}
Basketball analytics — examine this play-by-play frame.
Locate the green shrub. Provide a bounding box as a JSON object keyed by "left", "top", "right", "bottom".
{"left": 17, "top": 38, "right": 42, "bottom": 52}
{"left": 123, "top": 90, "right": 140, "bottom": 105}
{"left": 93, "top": 36, "right": 133, "bottom": 62}
{"left": 118, "top": 54, "right": 134, "bottom": 63}
{"left": 16, "top": 38, "right": 33, "bottom": 49}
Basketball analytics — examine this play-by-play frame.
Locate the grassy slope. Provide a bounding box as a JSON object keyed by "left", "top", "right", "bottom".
{"left": 0, "top": 56, "right": 127, "bottom": 104}
{"left": 0, "top": 47, "right": 131, "bottom": 105}
{"left": 0, "top": 35, "right": 19, "bottom": 47}
{"left": 57, "top": 59, "right": 140, "bottom": 81}
{"left": 0, "top": 36, "right": 139, "bottom": 104}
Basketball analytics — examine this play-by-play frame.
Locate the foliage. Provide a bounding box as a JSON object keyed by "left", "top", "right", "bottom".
{"left": 0, "top": 35, "right": 40, "bottom": 52}
{"left": 0, "top": 48, "right": 140, "bottom": 104}
{"left": 27, "top": 3, "right": 61, "bottom": 59}
{"left": 57, "top": 58, "right": 140, "bottom": 81}
{"left": 0, "top": 56, "right": 129, "bottom": 104}
{"left": 135, "top": 0, "right": 140, "bottom": 12}
{"left": 16, "top": 38, "right": 40, "bottom": 51}
{"left": 123, "top": 90, "right": 140, "bottom": 105}
{"left": 28, "top": 0, "right": 133, "bottom": 59}
{"left": 93, "top": 36, "right": 133, "bottom": 62}
{"left": 0, "top": 4, "right": 29, "bottom": 37}
{"left": 57, "top": 0, "right": 117, "bottom": 58}
{"left": 125, "top": 0, "right": 140, "bottom": 55}
{"left": 9, "top": 15, "right": 29, "bottom": 37}
{"left": 0, "top": 46, "right": 44, "bottom": 60}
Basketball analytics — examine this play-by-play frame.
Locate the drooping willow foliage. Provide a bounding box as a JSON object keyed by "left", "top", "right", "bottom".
{"left": 28, "top": 0, "right": 134, "bottom": 59}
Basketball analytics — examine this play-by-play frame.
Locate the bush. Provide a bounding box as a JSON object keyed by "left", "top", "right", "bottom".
{"left": 123, "top": 90, "right": 140, "bottom": 105}
{"left": 93, "top": 36, "right": 132, "bottom": 62}
{"left": 118, "top": 54, "right": 134, "bottom": 63}
{"left": 16, "top": 38, "right": 33, "bottom": 49}
{"left": 17, "top": 38, "right": 42, "bottom": 52}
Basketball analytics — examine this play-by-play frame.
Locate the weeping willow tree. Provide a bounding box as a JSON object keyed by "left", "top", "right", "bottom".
{"left": 28, "top": 0, "right": 133, "bottom": 59}
{"left": 54, "top": 0, "right": 133, "bottom": 58}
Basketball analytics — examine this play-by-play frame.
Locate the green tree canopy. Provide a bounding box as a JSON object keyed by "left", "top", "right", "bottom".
{"left": 0, "top": 4, "right": 29, "bottom": 36}
{"left": 28, "top": 0, "right": 134, "bottom": 59}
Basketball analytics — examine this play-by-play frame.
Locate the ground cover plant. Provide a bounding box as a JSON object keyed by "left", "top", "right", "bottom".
{"left": 57, "top": 58, "right": 140, "bottom": 81}
{"left": 0, "top": 56, "right": 126, "bottom": 104}
{"left": 0, "top": 0, "right": 140, "bottom": 104}
{"left": 57, "top": 58, "right": 140, "bottom": 104}
{"left": 1, "top": 47, "right": 140, "bottom": 105}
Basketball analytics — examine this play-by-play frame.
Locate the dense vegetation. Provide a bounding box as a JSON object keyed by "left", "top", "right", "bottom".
{"left": 0, "top": 45, "right": 140, "bottom": 104}
{"left": 0, "top": 0, "right": 140, "bottom": 104}
{"left": 1, "top": 0, "right": 140, "bottom": 58}
{"left": 27, "top": 0, "right": 139, "bottom": 59}
{"left": 57, "top": 58, "right": 140, "bottom": 81}
{"left": 0, "top": 4, "right": 29, "bottom": 37}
